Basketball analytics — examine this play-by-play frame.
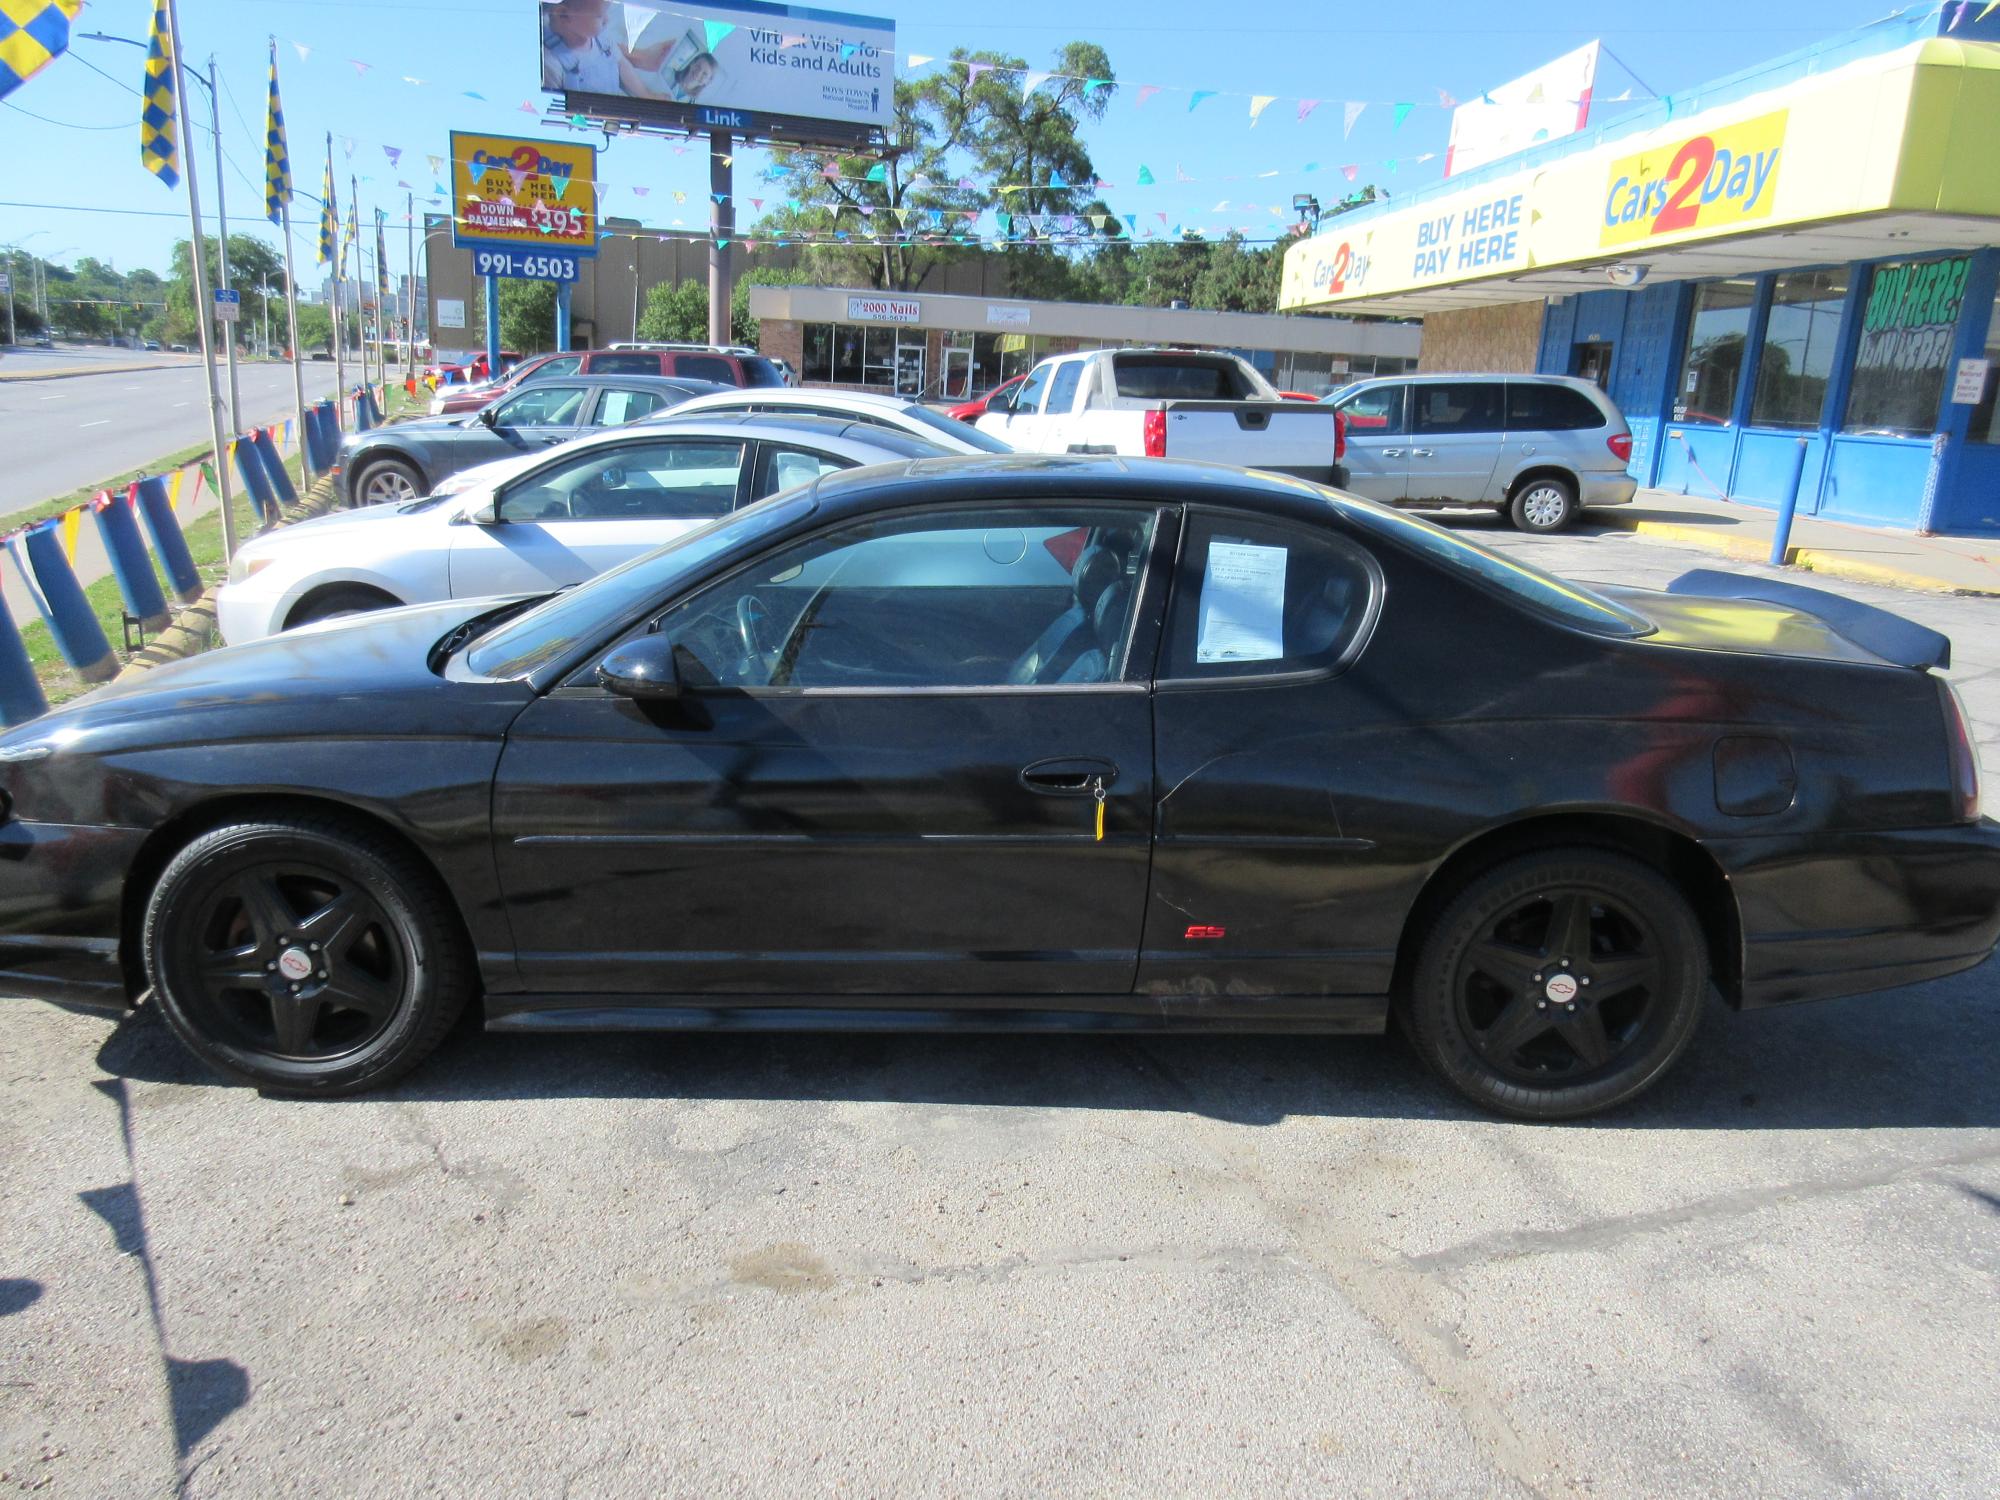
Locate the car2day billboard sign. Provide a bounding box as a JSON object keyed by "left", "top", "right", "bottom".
{"left": 449, "top": 131, "right": 599, "bottom": 278}
{"left": 538, "top": 0, "right": 895, "bottom": 143}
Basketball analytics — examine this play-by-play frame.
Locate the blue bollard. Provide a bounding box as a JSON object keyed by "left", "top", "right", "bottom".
{"left": 310, "top": 404, "right": 335, "bottom": 469}
{"left": 1768, "top": 436, "right": 1811, "bottom": 567}
{"left": 0, "top": 601, "right": 47, "bottom": 726}
{"left": 18, "top": 523, "right": 116, "bottom": 682}
{"left": 353, "top": 387, "right": 375, "bottom": 432}
{"left": 232, "top": 435, "right": 276, "bottom": 527}
{"left": 134, "top": 475, "right": 202, "bottom": 605}
{"left": 300, "top": 406, "right": 323, "bottom": 473}
{"left": 252, "top": 428, "right": 299, "bottom": 509}
{"left": 320, "top": 396, "right": 341, "bottom": 439}
{"left": 91, "top": 492, "right": 170, "bottom": 632}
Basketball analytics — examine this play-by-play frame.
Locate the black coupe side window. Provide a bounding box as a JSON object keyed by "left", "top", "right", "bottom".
{"left": 1161, "top": 514, "right": 1378, "bottom": 682}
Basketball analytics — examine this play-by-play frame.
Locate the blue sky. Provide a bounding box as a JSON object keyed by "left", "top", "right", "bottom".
{"left": 1, "top": 0, "right": 1902, "bottom": 277}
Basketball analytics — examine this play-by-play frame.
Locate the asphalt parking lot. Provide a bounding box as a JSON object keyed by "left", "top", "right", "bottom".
{"left": 3, "top": 523, "right": 1997, "bottom": 1498}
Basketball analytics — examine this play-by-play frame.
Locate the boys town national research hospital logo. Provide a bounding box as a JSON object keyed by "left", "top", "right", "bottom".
{"left": 1600, "top": 109, "right": 1788, "bottom": 249}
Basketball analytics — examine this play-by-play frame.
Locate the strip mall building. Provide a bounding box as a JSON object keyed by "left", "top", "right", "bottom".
{"left": 1280, "top": 4, "right": 2000, "bottom": 535}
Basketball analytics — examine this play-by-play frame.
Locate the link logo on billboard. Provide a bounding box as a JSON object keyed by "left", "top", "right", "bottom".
{"left": 1601, "top": 109, "right": 1787, "bottom": 248}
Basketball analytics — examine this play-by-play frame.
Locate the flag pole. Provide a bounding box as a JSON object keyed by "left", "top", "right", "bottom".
{"left": 328, "top": 134, "right": 345, "bottom": 422}
{"left": 206, "top": 55, "right": 242, "bottom": 442}
{"left": 162, "top": 0, "right": 237, "bottom": 565}
{"left": 269, "top": 40, "right": 311, "bottom": 483}
{"left": 404, "top": 190, "right": 416, "bottom": 386}
{"left": 350, "top": 172, "right": 367, "bottom": 394}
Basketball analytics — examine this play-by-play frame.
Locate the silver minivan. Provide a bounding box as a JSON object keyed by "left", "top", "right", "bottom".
{"left": 1326, "top": 374, "right": 1637, "bottom": 532}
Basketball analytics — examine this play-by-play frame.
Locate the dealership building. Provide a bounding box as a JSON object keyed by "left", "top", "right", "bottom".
{"left": 1280, "top": 3, "right": 2000, "bottom": 535}
{"left": 746, "top": 285, "right": 1421, "bottom": 401}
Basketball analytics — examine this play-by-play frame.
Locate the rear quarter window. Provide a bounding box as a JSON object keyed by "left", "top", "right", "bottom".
{"left": 1507, "top": 382, "right": 1608, "bottom": 431}
{"left": 673, "top": 355, "right": 741, "bottom": 384}
{"left": 740, "top": 358, "right": 786, "bottom": 388}
{"left": 1161, "top": 512, "right": 1380, "bottom": 682}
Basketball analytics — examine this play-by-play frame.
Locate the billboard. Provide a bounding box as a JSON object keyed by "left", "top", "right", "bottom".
{"left": 449, "top": 131, "right": 598, "bottom": 273}
{"left": 1444, "top": 42, "right": 1600, "bottom": 179}
{"left": 538, "top": 0, "right": 894, "bottom": 143}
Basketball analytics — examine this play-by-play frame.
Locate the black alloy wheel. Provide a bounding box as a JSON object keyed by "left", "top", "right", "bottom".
{"left": 144, "top": 816, "right": 469, "bottom": 1094}
{"left": 1403, "top": 849, "right": 1708, "bottom": 1119}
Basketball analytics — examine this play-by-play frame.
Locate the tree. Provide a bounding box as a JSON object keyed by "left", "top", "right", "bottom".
{"left": 759, "top": 44, "right": 1116, "bottom": 291}
{"left": 294, "top": 303, "right": 333, "bottom": 353}
{"left": 162, "top": 235, "right": 292, "bottom": 348}
{"left": 465, "top": 278, "right": 559, "bottom": 351}
{"left": 638, "top": 265, "right": 804, "bottom": 347}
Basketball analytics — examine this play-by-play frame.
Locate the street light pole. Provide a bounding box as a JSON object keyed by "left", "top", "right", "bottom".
{"left": 207, "top": 54, "right": 242, "bottom": 437}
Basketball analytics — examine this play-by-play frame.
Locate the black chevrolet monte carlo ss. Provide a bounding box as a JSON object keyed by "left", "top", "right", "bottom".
{"left": 1, "top": 455, "right": 1996, "bottom": 1118}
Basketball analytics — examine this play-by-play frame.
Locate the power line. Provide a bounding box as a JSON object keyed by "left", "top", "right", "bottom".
{"left": 2, "top": 101, "right": 130, "bottom": 131}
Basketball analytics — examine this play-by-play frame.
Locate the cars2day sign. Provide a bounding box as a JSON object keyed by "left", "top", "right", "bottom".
{"left": 449, "top": 131, "right": 598, "bottom": 258}
{"left": 1600, "top": 110, "right": 1787, "bottom": 248}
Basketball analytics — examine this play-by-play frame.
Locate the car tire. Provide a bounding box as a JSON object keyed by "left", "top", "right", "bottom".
{"left": 142, "top": 815, "right": 471, "bottom": 1096}
{"left": 1508, "top": 476, "right": 1578, "bottom": 533}
{"left": 1401, "top": 849, "right": 1707, "bottom": 1120}
{"left": 287, "top": 586, "right": 400, "bottom": 630}
{"left": 354, "top": 456, "right": 424, "bottom": 506}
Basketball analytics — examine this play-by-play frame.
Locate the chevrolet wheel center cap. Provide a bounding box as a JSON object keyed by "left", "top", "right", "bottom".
{"left": 1545, "top": 973, "right": 1579, "bottom": 1003}
{"left": 278, "top": 948, "right": 313, "bottom": 982}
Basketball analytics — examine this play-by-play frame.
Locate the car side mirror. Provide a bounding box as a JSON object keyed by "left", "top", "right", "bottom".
{"left": 597, "top": 635, "right": 682, "bottom": 701}
{"left": 467, "top": 499, "right": 500, "bottom": 526}
{"left": 988, "top": 388, "right": 1015, "bottom": 414}
{"left": 478, "top": 406, "right": 499, "bottom": 427}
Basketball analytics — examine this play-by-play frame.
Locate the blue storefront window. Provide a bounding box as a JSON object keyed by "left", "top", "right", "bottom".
{"left": 1671, "top": 279, "right": 1756, "bottom": 426}
{"left": 1749, "top": 270, "right": 1848, "bottom": 430}
{"left": 1842, "top": 255, "right": 1971, "bottom": 438}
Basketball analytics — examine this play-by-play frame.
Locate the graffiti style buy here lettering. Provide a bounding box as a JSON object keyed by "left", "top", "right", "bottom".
{"left": 1601, "top": 109, "right": 1787, "bottom": 248}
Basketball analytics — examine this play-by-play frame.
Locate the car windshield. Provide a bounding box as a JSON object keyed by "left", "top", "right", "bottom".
{"left": 897, "top": 404, "right": 1013, "bottom": 453}
{"left": 1335, "top": 498, "right": 1654, "bottom": 637}
{"left": 464, "top": 490, "right": 818, "bottom": 680}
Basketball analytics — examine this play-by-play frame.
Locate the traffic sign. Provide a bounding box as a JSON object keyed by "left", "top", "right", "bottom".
{"left": 0, "top": 270, "right": 11, "bottom": 295}
{"left": 470, "top": 248, "right": 581, "bottom": 283}
{"left": 213, "top": 288, "right": 242, "bottom": 323}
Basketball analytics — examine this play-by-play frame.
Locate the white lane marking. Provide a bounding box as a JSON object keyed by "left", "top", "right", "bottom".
{"left": 39, "top": 393, "right": 68, "bottom": 401}
{"left": 174, "top": 400, "right": 191, "bottom": 407}
{"left": 78, "top": 419, "right": 110, "bottom": 428}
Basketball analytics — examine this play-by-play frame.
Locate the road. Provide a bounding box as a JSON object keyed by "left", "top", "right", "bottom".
{"left": 0, "top": 527, "right": 1995, "bottom": 1495}
{"left": 0, "top": 347, "right": 344, "bottom": 517}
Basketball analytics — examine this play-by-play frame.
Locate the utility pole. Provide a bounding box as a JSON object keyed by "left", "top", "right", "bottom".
{"left": 160, "top": 0, "right": 237, "bottom": 564}
{"left": 404, "top": 191, "right": 415, "bottom": 383}
{"left": 207, "top": 54, "right": 242, "bottom": 437}
{"left": 3, "top": 251, "right": 15, "bottom": 344}
{"left": 708, "top": 128, "right": 734, "bottom": 347}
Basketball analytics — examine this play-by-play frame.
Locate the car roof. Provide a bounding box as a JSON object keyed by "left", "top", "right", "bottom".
{"left": 800, "top": 452, "right": 1344, "bottom": 527}
{"left": 1342, "top": 372, "right": 1605, "bottom": 394}
{"left": 641, "top": 411, "right": 942, "bottom": 452}
{"left": 528, "top": 373, "right": 728, "bottom": 392}
{"left": 671, "top": 388, "right": 919, "bottom": 413}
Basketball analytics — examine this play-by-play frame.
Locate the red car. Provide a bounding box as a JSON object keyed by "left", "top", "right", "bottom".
{"left": 948, "top": 374, "right": 1026, "bottom": 423}
{"left": 424, "top": 350, "right": 524, "bottom": 388}
{"left": 432, "top": 345, "right": 784, "bottom": 415}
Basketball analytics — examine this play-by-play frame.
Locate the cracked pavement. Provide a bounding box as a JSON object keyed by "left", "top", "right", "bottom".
{"left": 2, "top": 524, "right": 1997, "bottom": 1497}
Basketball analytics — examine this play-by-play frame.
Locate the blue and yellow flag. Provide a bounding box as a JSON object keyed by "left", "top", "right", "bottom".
{"left": 317, "top": 156, "right": 336, "bottom": 265}
{"left": 342, "top": 194, "right": 358, "bottom": 280}
{"left": 375, "top": 210, "right": 391, "bottom": 308}
{"left": 264, "top": 42, "right": 291, "bottom": 226}
{"left": 0, "top": 0, "right": 83, "bottom": 102}
{"left": 140, "top": 0, "right": 179, "bottom": 189}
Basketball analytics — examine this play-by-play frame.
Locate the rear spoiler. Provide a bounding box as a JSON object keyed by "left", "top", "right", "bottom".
{"left": 1666, "top": 569, "right": 1950, "bottom": 671}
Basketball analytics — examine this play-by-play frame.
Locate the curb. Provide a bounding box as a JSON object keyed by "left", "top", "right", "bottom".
{"left": 0, "top": 361, "right": 191, "bottom": 383}
{"left": 1589, "top": 514, "right": 2000, "bottom": 600}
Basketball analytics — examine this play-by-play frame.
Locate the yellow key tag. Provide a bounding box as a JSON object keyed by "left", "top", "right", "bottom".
{"left": 1093, "top": 776, "right": 1107, "bottom": 842}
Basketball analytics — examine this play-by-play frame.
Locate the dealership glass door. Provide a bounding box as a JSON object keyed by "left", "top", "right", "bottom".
{"left": 942, "top": 344, "right": 973, "bottom": 401}
{"left": 894, "top": 331, "right": 926, "bottom": 397}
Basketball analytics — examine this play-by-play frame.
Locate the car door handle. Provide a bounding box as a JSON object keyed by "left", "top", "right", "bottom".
{"left": 1411, "top": 447, "right": 1436, "bottom": 458}
{"left": 1020, "top": 757, "right": 1118, "bottom": 795}
{"left": 1381, "top": 447, "right": 1404, "bottom": 458}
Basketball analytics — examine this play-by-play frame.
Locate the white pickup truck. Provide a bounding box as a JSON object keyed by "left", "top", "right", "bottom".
{"left": 976, "top": 348, "right": 1347, "bottom": 486}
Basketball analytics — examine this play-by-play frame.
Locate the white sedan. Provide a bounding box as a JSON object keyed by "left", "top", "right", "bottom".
{"left": 654, "top": 387, "right": 1014, "bottom": 454}
{"left": 217, "top": 415, "right": 946, "bottom": 644}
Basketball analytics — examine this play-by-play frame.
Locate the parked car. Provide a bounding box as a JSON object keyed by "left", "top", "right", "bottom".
{"left": 143, "top": 339, "right": 162, "bottom": 352}
{"left": 1326, "top": 374, "right": 1636, "bottom": 533}
{"left": 429, "top": 345, "right": 783, "bottom": 417}
{"left": 772, "top": 357, "right": 800, "bottom": 387}
{"left": 6, "top": 455, "right": 1993, "bottom": 1113}
{"left": 654, "top": 387, "right": 1012, "bottom": 455}
{"left": 978, "top": 348, "right": 1347, "bottom": 486}
{"left": 169, "top": 343, "right": 190, "bottom": 354}
{"left": 332, "top": 374, "right": 723, "bottom": 506}
{"left": 220, "top": 414, "right": 947, "bottom": 642}
{"left": 948, "top": 373, "right": 1026, "bottom": 423}
{"left": 30, "top": 334, "right": 54, "bottom": 349}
